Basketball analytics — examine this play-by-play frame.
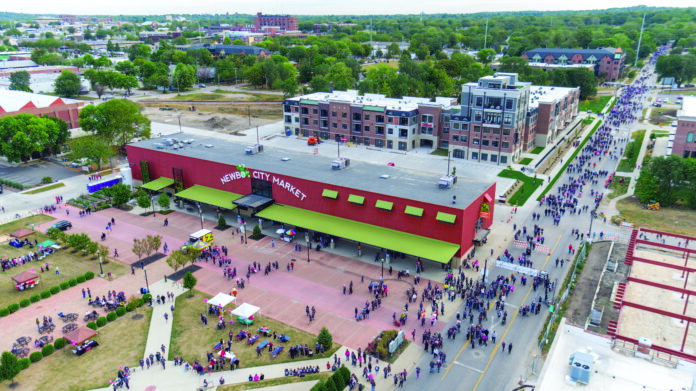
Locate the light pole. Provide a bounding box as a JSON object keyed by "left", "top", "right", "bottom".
{"left": 97, "top": 250, "right": 104, "bottom": 277}
{"left": 381, "top": 258, "right": 385, "bottom": 279}
{"left": 243, "top": 221, "right": 247, "bottom": 245}
{"left": 144, "top": 267, "right": 150, "bottom": 293}
{"left": 305, "top": 232, "right": 310, "bottom": 263}
{"left": 482, "top": 258, "right": 488, "bottom": 283}
{"left": 197, "top": 203, "right": 203, "bottom": 229}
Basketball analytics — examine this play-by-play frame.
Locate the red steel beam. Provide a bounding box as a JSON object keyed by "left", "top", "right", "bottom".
{"left": 639, "top": 228, "right": 696, "bottom": 242}
{"left": 635, "top": 239, "right": 696, "bottom": 255}
{"left": 621, "top": 300, "right": 696, "bottom": 324}
{"left": 682, "top": 321, "right": 691, "bottom": 352}
{"left": 613, "top": 333, "right": 696, "bottom": 363}
{"left": 631, "top": 256, "right": 696, "bottom": 273}
{"left": 627, "top": 276, "right": 696, "bottom": 297}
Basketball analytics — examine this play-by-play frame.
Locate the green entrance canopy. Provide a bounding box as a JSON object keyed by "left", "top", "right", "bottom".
{"left": 141, "top": 177, "right": 174, "bottom": 191}
{"left": 175, "top": 185, "right": 243, "bottom": 210}
{"left": 256, "top": 204, "right": 459, "bottom": 264}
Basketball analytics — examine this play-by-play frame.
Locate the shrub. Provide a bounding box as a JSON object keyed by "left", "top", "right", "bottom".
{"left": 136, "top": 298, "right": 144, "bottom": 307}
{"left": 116, "top": 307, "right": 126, "bottom": 317}
{"left": 96, "top": 317, "right": 107, "bottom": 327}
{"left": 40, "top": 290, "right": 51, "bottom": 299}
{"left": 8, "top": 303, "right": 19, "bottom": 313}
{"left": 60, "top": 281, "right": 70, "bottom": 290}
{"left": 54, "top": 338, "right": 66, "bottom": 349}
{"left": 18, "top": 357, "right": 30, "bottom": 370}
{"left": 19, "top": 299, "right": 30, "bottom": 308}
{"left": 331, "top": 373, "right": 344, "bottom": 390}
{"left": 86, "top": 321, "right": 98, "bottom": 330}
{"left": 41, "top": 344, "right": 54, "bottom": 356}
{"left": 0, "top": 308, "right": 9, "bottom": 317}
{"left": 76, "top": 275, "right": 86, "bottom": 283}
{"left": 41, "top": 176, "right": 53, "bottom": 184}
{"left": 339, "top": 366, "right": 350, "bottom": 385}
{"left": 106, "top": 312, "right": 117, "bottom": 322}
{"left": 251, "top": 223, "right": 263, "bottom": 239}
{"left": 50, "top": 286, "right": 60, "bottom": 294}
{"left": 317, "top": 327, "right": 333, "bottom": 351}
{"left": 68, "top": 278, "right": 77, "bottom": 287}
{"left": 30, "top": 294, "right": 40, "bottom": 303}
{"left": 142, "top": 293, "right": 152, "bottom": 303}
{"left": 324, "top": 376, "right": 337, "bottom": 391}
{"left": 217, "top": 213, "right": 227, "bottom": 228}
{"left": 84, "top": 271, "right": 95, "bottom": 280}
{"left": 126, "top": 302, "right": 136, "bottom": 312}
{"left": 29, "top": 351, "right": 42, "bottom": 363}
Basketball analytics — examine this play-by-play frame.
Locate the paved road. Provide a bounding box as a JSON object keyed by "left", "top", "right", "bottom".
{"left": 401, "top": 65, "right": 659, "bottom": 391}
{"left": 0, "top": 161, "right": 81, "bottom": 187}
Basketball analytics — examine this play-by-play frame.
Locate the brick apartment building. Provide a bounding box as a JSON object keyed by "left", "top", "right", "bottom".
{"left": 253, "top": 12, "right": 298, "bottom": 32}
{"left": 522, "top": 47, "right": 625, "bottom": 82}
{"left": 283, "top": 73, "right": 578, "bottom": 164}
{"left": 0, "top": 90, "right": 85, "bottom": 128}
{"left": 673, "top": 96, "right": 696, "bottom": 158}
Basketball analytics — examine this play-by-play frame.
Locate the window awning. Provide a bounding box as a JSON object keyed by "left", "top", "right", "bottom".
{"left": 256, "top": 204, "right": 459, "bottom": 264}
{"left": 483, "top": 193, "right": 492, "bottom": 202}
{"left": 233, "top": 194, "right": 274, "bottom": 210}
{"left": 175, "top": 185, "right": 243, "bottom": 210}
{"left": 348, "top": 194, "right": 364, "bottom": 205}
{"left": 322, "top": 189, "right": 338, "bottom": 199}
{"left": 375, "top": 200, "right": 393, "bottom": 211}
{"left": 405, "top": 206, "right": 424, "bottom": 217}
{"left": 140, "top": 177, "right": 174, "bottom": 191}
{"left": 436, "top": 212, "right": 457, "bottom": 224}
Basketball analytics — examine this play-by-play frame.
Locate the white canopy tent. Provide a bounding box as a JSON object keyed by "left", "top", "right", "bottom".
{"left": 231, "top": 303, "right": 260, "bottom": 319}
{"left": 207, "top": 292, "right": 236, "bottom": 309}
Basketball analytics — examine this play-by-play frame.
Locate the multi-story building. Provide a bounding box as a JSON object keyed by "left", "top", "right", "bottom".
{"left": 253, "top": 12, "right": 298, "bottom": 32}
{"left": 139, "top": 31, "right": 182, "bottom": 43}
{"left": 673, "top": 96, "right": 696, "bottom": 158}
{"left": 283, "top": 91, "right": 456, "bottom": 151}
{"left": 521, "top": 47, "right": 625, "bottom": 82}
{"left": 186, "top": 44, "right": 271, "bottom": 60}
{"left": 528, "top": 85, "right": 580, "bottom": 147}
{"left": 0, "top": 90, "right": 85, "bottom": 128}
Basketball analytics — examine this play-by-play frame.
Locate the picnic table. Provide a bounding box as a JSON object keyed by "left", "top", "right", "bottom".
{"left": 15, "top": 336, "right": 31, "bottom": 346}
{"left": 279, "top": 334, "right": 291, "bottom": 343}
{"left": 247, "top": 335, "right": 259, "bottom": 345}
{"left": 62, "top": 323, "right": 78, "bottom": 334}
{"left": 238, "top": 317, "right": 253, "bottom": 326}
{"left": 257, "top": 340, "right": 269, "bottom": 350}
{"left": 235, "top": 331, "right": 247, "bottom": 340}
{"left": 257, "top": 327, "right": 272, "bottom": 336}
{"left": 272, "top": 345, "right": 284, "bottom": 359}
{"left": 39, "top": 324, "right": 55, "bottom": 334}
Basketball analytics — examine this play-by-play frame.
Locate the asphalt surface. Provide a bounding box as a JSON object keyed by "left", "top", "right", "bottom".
{"left": 0, "top": 161, "right": 81, "bottom": 187}
{"left": 401, "top": 65, "right": 659, "bottom": 391}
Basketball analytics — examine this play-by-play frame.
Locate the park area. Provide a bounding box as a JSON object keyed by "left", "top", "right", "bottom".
{"left": 0, "top": 216, "right": 127, "bottom": 309}
{"left": 578, "top": 96, "right": 611, "bottom": 113}
{"left": 498, "top": 169, "right": 543, "bottom": 206}
{"left": 617, "top": 130, "right": 646, "bottom": 172}
{"left": 607, "top": 176, "right": 631, "bottom": 199}
{"left": 616, "top": 196, "right": 696, "bottom": 237}
{"left": 168, "top": 291, "right": 339, "bottom": 369}
{"left": 2, "top": 306, "right": 152, "bottom": 391}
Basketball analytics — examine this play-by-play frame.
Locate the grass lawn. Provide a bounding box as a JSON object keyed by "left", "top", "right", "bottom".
{"left": 361, "top": 60, "right": 399, "bottom": 70}
{"left": 530, "top": 146, "right": 544, "bottom": 155}
{"left": 24, "top": 183, "right": 66, "bottom": 194}
{"left": 617, "top": 130, "right": 646, "bottom": 172}
{"left": 498, "top": 169, "right": 543, "bottom": 206}
{"left": 172, "top": 93, "right": 230, "bottom": 101}
{"left": 617, "top": 197, "right": 696, "bottom": 237}
{"left": 218, "top": 372, "right": 331, "bottom": 390}
{"left": 519, "top": 157, "right": 533, "bottom": 165}
{"left": 169, "top": 291, "right": 339, "bottom": 368}
{"left": 2, "top": 306, "right": 152, "bottom": 391}
{"left": 607, "top": 176, "right": 631, "bottom": 199}
{"left": 430, "top": 148, "right": 449, "bottom": 156}
{"left": 0, "top": 215, "right": 54, "bottom": 236}
{"left": 649, "top": 108, "right": 677, "bottom": 125}
{"left": 578, "top": 96, "right": 611, "bottom": 113}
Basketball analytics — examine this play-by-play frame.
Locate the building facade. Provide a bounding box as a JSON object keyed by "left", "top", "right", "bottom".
{"left": 0, "top": 90, "right": 84, "bottom": 128}
{"left": 673, "top": 96, "right": 696, "bottom": 158}
{"left": 253, "top": 13, "right": 298, "bottom": 32}
{"left": 521, "top": 47, "right": 625, "bottom": 82}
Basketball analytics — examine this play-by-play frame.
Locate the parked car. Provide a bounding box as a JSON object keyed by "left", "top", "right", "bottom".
{"left": 199, "top": 84, "right": 206, "bottom": 88}
{"left": 46, "top": 220, "right": 72, "bottom": 233}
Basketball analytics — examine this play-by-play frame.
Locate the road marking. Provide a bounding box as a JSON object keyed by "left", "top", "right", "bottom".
{"left": 453, "top": 361, "right": 483, "bottom": 373}
{"left": 471, "top": 234, "right": 562, "bottom": 391}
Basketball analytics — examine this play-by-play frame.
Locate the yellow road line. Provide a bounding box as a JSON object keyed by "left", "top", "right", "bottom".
{"left": 470, "top": 234, "right": 562, "bottom": 391}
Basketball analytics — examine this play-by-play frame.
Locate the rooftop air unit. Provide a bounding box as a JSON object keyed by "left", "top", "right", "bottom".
{"left": 245, "top": 144, "right": 264, "bottom": 155}
{"left": 438, "top": 175, "right": 457, "bottom": 189}
{"left": 331, "top": 157, "right": 350, "bottom": 170}
{"left": 568, "top": 351, "right": 593, "bottom": 385}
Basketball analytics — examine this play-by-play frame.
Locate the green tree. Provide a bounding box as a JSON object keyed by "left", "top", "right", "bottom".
{"left": 476, "top": 48, "right": 496, "bottom": 65}
{"left": 217, "top": 213, "right": 227, "bottom": 228}
{"left": 144, "top": 234, "right": 162, "bottom": 257}
{"left": 68, "top": 136, "right": 109, "bottom": 169}
{"left": 136, "top": 190, "right": 151, "bottom": 209}
{"left": 9, "top": 70, "right": 32, "bottom": 92}
{"left": 317, "top": 327, "right": 333, "bottom": 350}
{"left": 172, "top": 63, "right": 196, "bottom": 92}
{"left": 111, "top": 183, "right": 131, "bottom": 206}
{"left": 167, "top": 250, "right": 186, "bottom": 272}
{"left": 182, "top": 271, "right": 197, "bottom": 295}
{"left": 0, "top": 114, "right": 60, "bottom": 162}
{"left": 158, "top": 193, "right": 170, "bottom": 210}
{"left": 132, "top": 238, "right": 146, "bottom": 260}
{"left": 222, "top": 37, "right": 232, "bottom": 45}
{"left": 656, "top": 54, "right": 696, "bottom": 87}
{"left": 114, "top": 60, "right": 138, "bottom": 76}
{"left": 0, "top": 351, "right": 21, "bottom": 385}
{"left": 53, "top": 70, "right": 82, "bottom": 98}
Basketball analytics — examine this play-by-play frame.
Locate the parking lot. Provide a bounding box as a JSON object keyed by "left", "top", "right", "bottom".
{"left": 0, "top": 161, "right": 81, "bottom": 188}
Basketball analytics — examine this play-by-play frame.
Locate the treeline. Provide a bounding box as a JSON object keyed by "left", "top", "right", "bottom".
{"left": 636, "top": 155, "right": 696, "bottom": 209}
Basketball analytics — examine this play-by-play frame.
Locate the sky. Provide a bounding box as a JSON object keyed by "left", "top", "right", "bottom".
{"left": 4, "top": 0, "right": 694, "bottom": 16}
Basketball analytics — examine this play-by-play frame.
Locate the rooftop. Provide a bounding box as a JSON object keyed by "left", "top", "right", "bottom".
{"left": 529, "top": 86, "right": 578, "bottom": 109}
{"left": 0, "top": 89, "right": 81, "bottom": 113}
{"left": 523, "top": 47, "right": 623, "bottom": 59}
{"left": 678, "top": 96, "right": 696, "bottom": 119}
{"left": 286, "top": 90, "right": 456, "bottom": 112}
{"left": 129, "top": 134, "right": 493, "bottom": 209}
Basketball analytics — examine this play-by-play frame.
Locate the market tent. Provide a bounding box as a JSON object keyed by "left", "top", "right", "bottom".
{"left": 10, "top": 229, "right": 34, "bottom": 238}
{"left": 207, "top": 292, "right": 235, "bottom": 309}
{"left": 231, "top": 303, "right": 260, "bottom": 319}
{"left": 141, "top": 177, "right": 174, "bottom": 191}
{"left": 65, "top": 326, "right": 98, "bottom": 345}
{"left": 175, "top": 185, "right": 243, "bottom": 210}
{"left": 256, "top": 204, "right": 460, "bottom": 264}
{"left": 38, "top": 240, "right": 56, "bottom": 248}
{"left": 11, "top": 270, "right": 39, "bottom": 284}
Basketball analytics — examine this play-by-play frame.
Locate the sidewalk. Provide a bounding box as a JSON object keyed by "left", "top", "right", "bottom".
{"left": 142, "top": 279, "right": 187, "bottom": 360}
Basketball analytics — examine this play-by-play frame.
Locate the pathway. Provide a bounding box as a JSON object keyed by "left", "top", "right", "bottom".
{"left": 142, "top": 279, "right": 186, "bottom": 360}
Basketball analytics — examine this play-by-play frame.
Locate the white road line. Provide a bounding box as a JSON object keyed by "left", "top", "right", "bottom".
{"left": 454, "top": 361, "right": 484, "bottom": 373}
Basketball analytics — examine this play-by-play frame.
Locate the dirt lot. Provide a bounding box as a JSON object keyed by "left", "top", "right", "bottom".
{"left": 616, "top": 196, "right": 696, "bottom": 237}
{"left": 566, "top": 241, "right": 628, "bottom": 334}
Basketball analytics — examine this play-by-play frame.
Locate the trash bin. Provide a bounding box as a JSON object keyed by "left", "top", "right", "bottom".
{"left": 285, "top": 130, "right": 292, "bottom": 136}
{"left": 140, "top": 287, "right": 149, "bottom": 294}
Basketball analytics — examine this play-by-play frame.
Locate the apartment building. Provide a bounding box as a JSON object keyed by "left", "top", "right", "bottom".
{"left": 673, "top": 96, "right": 696, "bottom": 158}
{"left": 253, "top": 13, "right": 298, "bottom": 32}
{"left": 521, "top": 47, "right": 625, "bottom": 82}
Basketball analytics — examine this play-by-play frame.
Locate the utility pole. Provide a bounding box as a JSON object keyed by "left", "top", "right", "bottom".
{"left": 248, "top": 106, "right": 251, "bottom": 127}
{"left": 484, "top": 18, "right": 489, "bottom": 49}
{"left": 635, "top": 13, "right": 646, "bottom": 67}
{"left": 256, "top": 126, "right": 260, "bottom": 145}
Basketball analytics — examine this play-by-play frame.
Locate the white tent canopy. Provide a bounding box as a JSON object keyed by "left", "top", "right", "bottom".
{"left": 207, "top": 293, "right": 236, "bottom": 309}
{"left": 231, "top": 303, "right": 260, "bottom": 319}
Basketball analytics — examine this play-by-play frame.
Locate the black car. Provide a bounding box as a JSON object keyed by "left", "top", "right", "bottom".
{"left": 46, "top": 220, "right": 72, "bottom": 233}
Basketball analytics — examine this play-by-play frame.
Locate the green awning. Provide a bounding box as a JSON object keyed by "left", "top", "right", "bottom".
{"left": 375, "top": 200, "right": 393, "bottom": 211}
{"left": 405, "top": 206, "right": 424, "bottom": 217}
{"left": 300, "top": 99, "right": 319, "bottom": 105}
{"left": 322, "top": 189, "right": 338, "bottom": 199}
{"left": 256, "top": 204, "right": 459, "bottom": 264}
{"left": 436, "top": 212, "right": 457, "bottom": 224}
{"left": 174, "top": 185, "right": 242, "bottom": 210}
{"left": 348, "top": 194, "right": 364, "bottom": 205}
{"left": 363, "top": 106, "right": 385, "bottom": 112}
{"left": 140, "top": 177, "right": 174, "bottom": 191}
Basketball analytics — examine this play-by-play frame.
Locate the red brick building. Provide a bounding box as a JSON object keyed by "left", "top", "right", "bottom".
{"left": 253, "top": 12, "right": 298, "bottom": 32}
{"left": 0, "top": 90, "right": 84, "bottom": 128}
{"left": 521, "top": 47, "right": 625, "bottom": 82}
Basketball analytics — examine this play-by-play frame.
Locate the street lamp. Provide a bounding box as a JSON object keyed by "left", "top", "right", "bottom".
{"left": 197, "top": 203, "right": 203, "bottom": 229}
{"left": 144, "top": 267, "right": 150, "bottom": 293}
{"left": 97, "top": 250, "right": 104, "bottom": 277}
{"left": 305, "top": 233, "right": 310, "bottom": 263}
{"left": 380, "top": 258, "right": 385, "bottom": 279}
{"left": 243, "top": 221, "right": 247, "bottom": 245}
{"left": 482, "top": 258, "right": 488, "bottom": 283}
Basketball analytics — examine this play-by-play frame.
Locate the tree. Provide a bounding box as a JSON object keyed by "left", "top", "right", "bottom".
{"left": 53, "top": 70, "right": 82, "bottom": 98}
{"left": 136, "top": 190, "right": 151, "bottom": 209}
{"left": 158, "top": 193, "right": 170, "bottom": 210}
{"left": 656, "top": 54, "right": 696, "bottom": 87}
{"left": 476, "top": 48, "right": 496, "bottom": 65}
{"left": 222, "top": 37, "right": 232, "bottom": 45}
{"left": 167, "top": 250, "right": 186, "bottom": 272}
{"left": 217, "top": 213, "right": 227, "bottom": 229}
{"left": 68, "top": 136, "right": 109, "bottom": 169}
{"left": 0, "top": 114, "right": 60, "bottom": 162}
{"left": 132, "top": 238, "right": 146, "bottom": 260}
{"left": 172, "top": 63, "right": 196, "bottom": 92}
{"left": 144, "top": 234, "right": 162, "bottom": 257}
{"left": 282, "top": 77, "right": 298, "bottom": 98}
{"left": 111, "top": 183, "right": 131, "bottom": 206}
{"left": 0, "top": 351, "right": 21, "bottom": 385}
{"left": 317, "top": 327, "right": 333, "bottom": 350}
{"left": 182, "top": 271, "right": 197, "bottom": 295}
{"left": 9, "top": 70, "right": 32, "bottom": 92}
